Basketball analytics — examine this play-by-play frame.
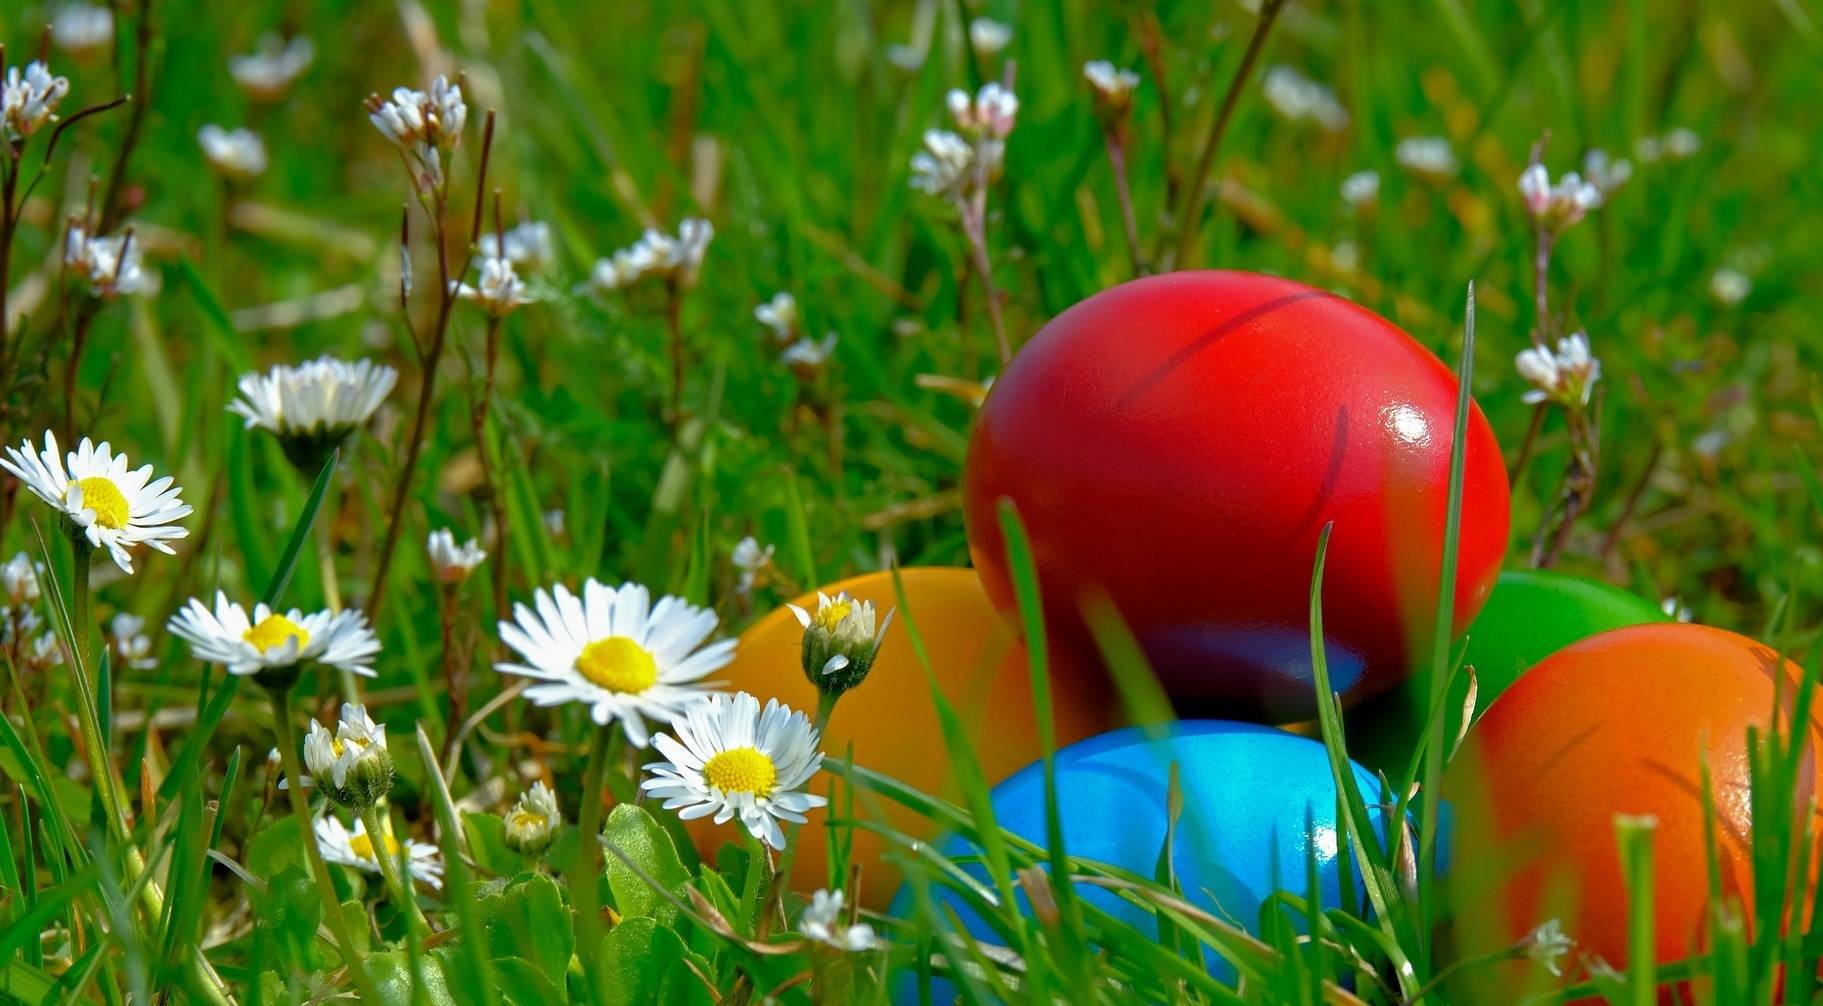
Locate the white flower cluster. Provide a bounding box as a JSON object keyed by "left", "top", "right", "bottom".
{"left": 367, "top": 75, "right": 468, "bottom": 190}
{"left": 2, "top": 62, "right": 71, "bottom": 141}
{"left": 0, "top": 553, "right": 58, "bottom": 676}
{"left": 589, "top": 219, "right": 714, "bottom": 292}
{"left": 1262, "top": 66, "right": 1348, "bottom": 132}
{"left": 1581, "top": 148, "right": 1633, "bottom": 204}
{"left": 479, "top": 221, "right": 554, "bottom": 273}
{"left": 198, "top": 125, "right": 268, "bottom": 181}
{"left": 109, "top": 612, "right": 156, "bottom": 670}
{"left": 1516, "top": 332, "right": 1601, "bottom": 408}
{"left": 799, "top": 888, "right": 880, "bottom": 952}
{"left": 453, "top": 256, "right": 534, "bottom": 317}
{"left": 1518, "top": 162, "right": 1600, "bottom": 232}
{"left": 911, "top": 82, "right": 1019, "bottom": 199}
{"left": 231, "top": 35, "right": 314, "bottom": 101}
{"left": 65, "top": 225, "right": 154, "bottom": 298}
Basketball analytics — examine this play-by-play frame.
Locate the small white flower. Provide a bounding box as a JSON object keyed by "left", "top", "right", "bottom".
{"left": 1395, "top": 136, "right": 1458, "bottom": 179}
{"left": 495, "top": 580, "right": 735, "bottom": 747}
{"left": 640, "top": 691, "right": 827, "bottom": 851}
{"left": 427, "top": 529, "right": 487, "bottom": 585}
{"left": 1515, "top": 332, "right": 1601, "bottom": 408}
{"left": 231, "top": 35, "right": 314, "bottom": 101}
{"left": 51, "top": 4, "right": 113, "bottom": 60}
{"left": 198, "top": 125, "right": 268, "bottom": 181}
{"left": 1663, "top": 127, "right": 1700, "bottom": 159}
{"left": 1340, "top": 170, "right": 1380, "bottom": 208}
{"left": 968, "top": 18, "right": 1012, "bottom": 55}
{"left": 64, "top": 225, "right": 154, "bottom": 298}
{"left": 452, "top": 255, "right": 534, "bottom": 317}
{"left": 2, "top": 62, "right": 71, "bottom": 140}
{"left": 731, "top": 537, "right": 774, "bottom": 594}
{"left": 799, "top": 888, "right": 880, "bottom": 951}
{"left": 787, "top": 590, "right": 894, "bottom": 692}
{"left": 227, "top": 356, "right": 398, "bottom": 447}
{"left": 0, "top": 431, "right": 190, "bottom": 574}
{"left": 1522, "top": 918, "right": 1573, "bottom": 977}
{"left": 1581, "top": 149, "right": 1632, "bottom": 204}
{"left": 1709, "top": 268, "right": 1751, "bottom": 307}
{"left": 543, "top": 509, "right": 566, "bottom": 538}
{"left": 909, "top": 129, "right": 984, "bottom": 198}
{"left": 754, "top": 292, "right": 798, "bottom": 344}
{"left": 589, "top": 219, "right": 714, "bottom": 292}
{"left": 503, "top": 780, "right": 561, "bottom": 855}
{"left": 1262, "top": 66, "right": 1348, "bottom": 132}
{"left": 782, "top": 332, "right": 838, "bottom": 372}
{"left": 168, "top": 592, "right": 380, "bottom": 679}
{"left": 315, "top": 814, "right": 444, "bottom": 889}
{"left": 1, "top": 552, "right": 43, "bottom": 606}
{"left": 947, "top": 82, "right": 1018, "bottom": 138}
{"left": 108, "top": 612, "right": 156, "bottom": 670}
{"left": 367, "top": 75, "right": 467, "bottom": 190}
{"left": 303, "top": 703, "right": 393, "bottom": 808}
{"left": 1083, "top": 60, "right": 1140, "bottom": 109}
{"left": 23, "top": 632, "right": 63, "bottom": 673}
{"left": 1517, "top": 163, "right": 1599, "bottom": 231}
{"left": 478, "top": 221, "right": 554, "bottom": 273}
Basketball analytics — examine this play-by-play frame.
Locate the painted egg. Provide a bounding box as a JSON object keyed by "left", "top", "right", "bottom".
{"left": 1353, "top": 570, "right": 1669, "bottom": 772}
{"left": 964, "top": 271, "right": 1510, "bottom": 723}
{"left": 1442, "top": 623, "right": 1818, "bottom": 1000}
{"left": 687, "top": 567, "right": 1114, "bottom": 907}
{"left": 894, "top": 722, "right": 1390, "bottom": 984}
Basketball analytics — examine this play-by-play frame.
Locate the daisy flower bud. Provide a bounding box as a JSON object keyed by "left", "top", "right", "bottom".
{"left": 427, "top": 528, "right": 487, "bottom": 585}
{"left": 502, "top": 780, "right": 561, "bottom": 856}
{"left": 1394, "top": 135, "right": 1459, "bottom": 179}
{"left": 754, "top": 292, "right": 799, "bottom": 345}
{"left": 640, "top": 691, "right": 827, "bottom": 851}
{"left": 64, "top": 225, "right": 154, "bottom": 298}
{"left": 304, "top": 703, "right": 394, "bottom": 810}
{"left": 799, "top": 888, "right": 881, "bottom": 952}
{"left": 231, "top": 35, "right": 315, "bottom": 102}
{"left": 1515, "top": 332, "right": 1601, "bottom": 408}
{"left": 0, "top": 431, "right": 190, "bottom": 573}
{"left": 1, "top": 552, "right": 43, "bottom": 606}
{"left": 787, "top": 591, "right": 894, "bottom": 696}
{"left": 2, "top": 62, "right": 72, "bottom": 141}
{"left": 51, "top": 3, "right": 113, "bottom": 62}
{"left": 968, "top": 18, "right": 1012, "bottom": 56}
{"left": 452, "top": 255, "right": 534, "bottom": 317}
{"left": 198, "top": 125, "right": 269, "bottom": 182}
{"left": 227, "top": 355, "right": 398, "bottom": 473}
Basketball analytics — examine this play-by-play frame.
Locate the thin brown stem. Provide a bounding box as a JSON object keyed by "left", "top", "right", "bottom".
{"left": 1507, "top": 403, "right": 1547, "bottom": 492}
{"left": 472, "top": 315, "right": 508, "bottom": 624}
{"left": 1167, "top": 0, "right": 1287, "bottom": 269}
{"left": 1599, "top": 438, "right": 1662, "bottom": 562}
{"left": 1104, "top": 132, "right": 1144, "bottom": 277}
{"left": 98, "top": 0, "right": 152, "bottom": 233}
{"left": 955, "top": 199, "right": 1010, "bottom": 364}
{"left": 1531, "top": 230, "right": 1553, "bottom": 348}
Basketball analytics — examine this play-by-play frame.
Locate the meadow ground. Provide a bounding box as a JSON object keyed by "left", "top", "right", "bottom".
{"left": 0, "top": 0, "right": 1820, "bottom": 1003}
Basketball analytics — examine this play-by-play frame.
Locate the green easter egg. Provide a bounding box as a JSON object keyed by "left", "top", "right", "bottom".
{"left": 1351, "top": 570, "right": 1668, "bottom": 774}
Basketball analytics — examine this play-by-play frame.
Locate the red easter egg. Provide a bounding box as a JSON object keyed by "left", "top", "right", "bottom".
{"left": 1443, "top": 623, "right": 1819, "bottom": 1001}
{"left": 964, "top": 271, "right": 1509, "bottom": 722}
{"left": 687, "top": 568, "right": 1113, "bottom": 907}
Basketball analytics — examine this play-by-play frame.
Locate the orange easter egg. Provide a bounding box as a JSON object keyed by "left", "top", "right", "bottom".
{"left": 690, "top": 567, "right": 1114, "bottom": 907}
{"left": 1443, "top": 623, "right": 1820, "bottom": 1001}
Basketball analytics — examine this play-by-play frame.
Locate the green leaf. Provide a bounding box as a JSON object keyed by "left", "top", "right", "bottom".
{"left": 254, "top": 866, "right": 323, "bottom": 973}
{"left": 463, "top": 810, "right": 533, "bottom": 877}
{"left": 478, "top": 873, "right": 573, "bottom": 980}
{"left": 365, "top": 949, "right": 460, "bottom": 1006}
{"left": 602, "top": 804, "right": 690, "bottom": 924}
{"left": 493, "top": 957, "right": 568, "bottom": 1006}
{"left": 597, "top": 917, "right": 687, "bottom": 1006}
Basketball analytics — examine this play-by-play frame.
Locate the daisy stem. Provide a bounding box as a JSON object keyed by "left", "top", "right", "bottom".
{"left": 573, "top": 721, "right": 615, "bottom": 1003}
{"left": 268, "top": 686, "right": 386, "bottom": 1005}
{"left": 315, "top": 518, "right": 360, "bottom": 705}
{"left": 358, "top": 803, "right": 432, "bottom": 936}
{"left": 756, "top": 690, "right": 838, "bottom": 939}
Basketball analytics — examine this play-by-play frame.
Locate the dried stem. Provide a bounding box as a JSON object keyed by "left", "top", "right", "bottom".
{"left": 1103, "top": 131, "right": 1144, "bottom": 277}
{"left": 472, "top": 313, "right": 508, "bottom": 624}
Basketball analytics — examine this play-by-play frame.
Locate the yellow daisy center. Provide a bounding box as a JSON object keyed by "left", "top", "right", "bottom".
{"left": 813, "top": 600, "right": 852, "bottom": 633}
{"left": 702, "top": 747, "right": 777, "bottom": 796}
{"left": 509, "top": 808, "right": 548, "bottom": 831}
{"left": 349, "top": 828, "right": 401, "bottom": 862}
{"left": 75, "top": 476, "right": 130, "bottom": 530}
{"left": 244, "top": 614, "right": 309, "bottom": 654}
{"left": 575, "top": 636, "right": 658, "bottom": 693}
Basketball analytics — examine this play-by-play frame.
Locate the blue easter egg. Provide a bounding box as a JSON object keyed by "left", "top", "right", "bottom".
{"left": 891, "top": 722, "right": 1391, "bottom": 995}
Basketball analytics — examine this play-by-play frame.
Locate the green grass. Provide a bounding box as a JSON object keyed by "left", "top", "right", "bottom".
{"left": 0, "top": 0, "right": 1820, "bottom": 1002}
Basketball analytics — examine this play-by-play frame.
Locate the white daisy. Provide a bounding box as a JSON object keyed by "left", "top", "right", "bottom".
{"left": 427, "top": 528, "right": 487, "bottom": 585}
{"left": 2, "top": 62, "right": 71, "bottom": 140}
{"left": 496, "top": 580, "right": 735, "bottom": 746}
{"left": 0, "top": 431, "right": 190, "bottom": 573}
{"left": 64, "top": 225, "right": 154, "bottom": 298}
{"left": 315, "top": 814, "right": 444, "bottom": 890}
{"left": 478, "top": 221, "right": 553, "bottom": 272}
{"left": 502, "top": 780, "right": 561, "bottom": 855}
{"left": 198, "top": 125, "right": 268, "bottom": 181}
{"left": 108, "top": 612, "right": 156, "bottom": 670}
{"left": 1, "top": 552, "right": 42, "bottom": 606}
{"left": 303, "top": 703, "right": 393, "bottom": 808}
{"left": 50, "top": 4, "right": 113, "bottom": 60}
{"left": 452, "top": 255, "right": 533, "bottom": 316}
{"left": 799, "top": 888, "right": 881, "bottom": 952}
{"left": 640, "top": 691, "right": 827, "bottom": 851}
{"left": 227, "top": 356, "right": 398, "bottom": 466}
{"left": 167, "top": 591, "right": 380, "bottom": 680}
{"left": 230, "top": 35, "right": 314, "bottom": 101}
